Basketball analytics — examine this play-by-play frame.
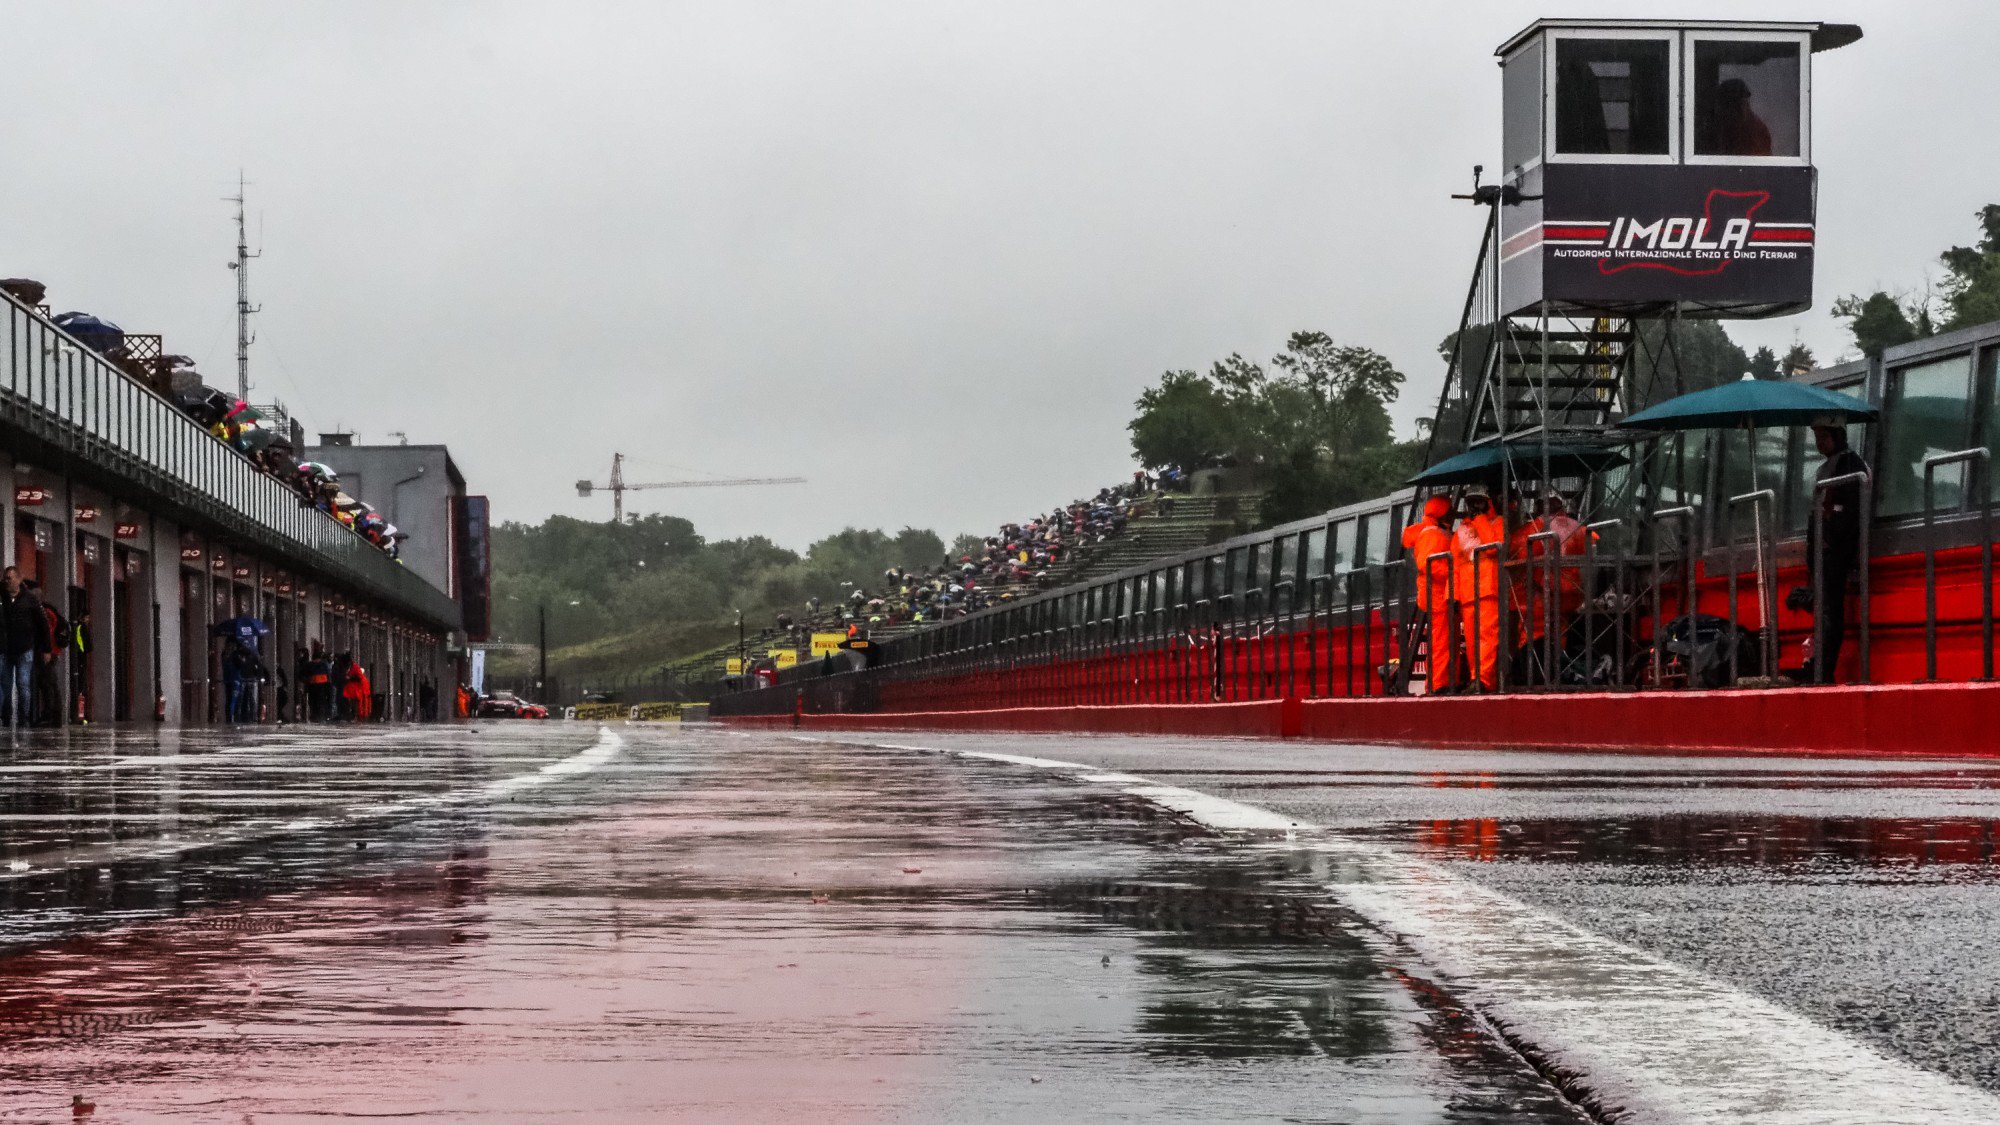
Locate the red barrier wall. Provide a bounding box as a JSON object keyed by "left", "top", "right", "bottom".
{"left": 721, "top": 698, "right": 1293, "bottom": 738}
{"left": 1297, "top": 681, "right": 1997, "bottom": 758}
{"left": 719, "top": 681, "right": 2000, "bottom": 760}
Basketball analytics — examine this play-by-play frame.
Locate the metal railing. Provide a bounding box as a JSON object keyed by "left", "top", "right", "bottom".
{"left": 1921, "top": 451, "right": 1990, "bottom": 681}
{"left": 1812, "top": 469, "right": 1873, "bottom": 684}
{"left": 1580, "top": 518, "right": 1625, "bottom": 689}
{"left": 1524, "top": 527, "right": 1561, "bottom": 688}
{"left": 1724, "top": 488, "right": 1778, "bottom": 681}
{"left": 1648, "top": 506, "right": 1698, "bottom": 688}
{"left": 0, "top": 295, "right": 459, "bottom": 630}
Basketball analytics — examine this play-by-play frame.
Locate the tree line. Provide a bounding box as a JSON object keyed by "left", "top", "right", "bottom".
{"left": 1125, "top": 321, "right": 1783, "bottom": 526}
{"left": 489, "top": 514, "right": 945, "bottom": 664}
{"left": 1834, "top": 204, "right": 2000, "bottom": 358}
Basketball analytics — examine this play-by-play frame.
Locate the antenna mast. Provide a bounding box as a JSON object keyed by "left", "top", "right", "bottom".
{"left": 227, "top": 173, "right": 261, "bottom": 403}
{"left": 610, "top": 451, "right": 626, "bottom": 523}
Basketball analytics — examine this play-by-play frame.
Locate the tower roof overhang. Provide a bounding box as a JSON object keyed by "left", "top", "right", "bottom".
{"left": 1496, "top": 18, "right": 1861, "bottom": 59}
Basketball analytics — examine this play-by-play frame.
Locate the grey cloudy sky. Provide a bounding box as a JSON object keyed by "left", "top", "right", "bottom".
{"left": 2, "top": 1, "right": 1987, "bottom": 549}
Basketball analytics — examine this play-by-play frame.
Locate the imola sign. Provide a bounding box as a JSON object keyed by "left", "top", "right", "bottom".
{"left": 1498, "top": 165, "right": 1816, "bottom": 318}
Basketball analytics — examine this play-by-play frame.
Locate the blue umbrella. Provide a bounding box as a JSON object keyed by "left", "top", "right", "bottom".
{"left": 1618, "top": 379, "right": 1876, "bottom": 432}
{"left": 1410, "top": 440, "right": 1628, "bottom": 486}
{"left": 52, "top": 311, "right": 125, "bottom": 354}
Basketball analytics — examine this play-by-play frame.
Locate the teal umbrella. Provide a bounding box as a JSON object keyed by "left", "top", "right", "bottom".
{"left": 1619, "top": 379, "right": 1877, "bottom": 431}
{"left": 1409, "top": 441, "right": 1628, "bottom": 486}
{"left": 1617, "top": 378, "right": 1874, "bottom": 682}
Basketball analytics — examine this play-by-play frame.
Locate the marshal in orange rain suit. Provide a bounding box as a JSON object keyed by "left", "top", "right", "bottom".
{"left": 1511, "top": 507, "right": 1596, "bottom": 644}
{"left": 1401, "top": 497, "right": 1458, "bottom": 691}
{"left": 1452, "top": 501, "right": 1507, "bottom": 692}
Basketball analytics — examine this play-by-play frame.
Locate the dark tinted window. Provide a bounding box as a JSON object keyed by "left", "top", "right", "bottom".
{"left": 1880, "top": 356, "right": 1974, "bottom": 518}
{"left": 1554, "top": 37, "right": 1672, "bottom": 156}
{"left": 1692, "top": 39, "right": 1801, "bottom": 157}
{"left": 1502, "top": 40, "right": 1544, "bottom": 168}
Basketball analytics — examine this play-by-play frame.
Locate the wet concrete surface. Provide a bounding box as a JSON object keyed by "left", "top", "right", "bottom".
{"left": 0, "top": 724, "right": 1589, "bottom": 1122}
{"left": 848, "top": 732, "right": 2000, "bottom": 1104}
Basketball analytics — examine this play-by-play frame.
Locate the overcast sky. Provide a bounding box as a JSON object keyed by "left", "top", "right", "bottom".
{"left": 2, "top": 1, "right": 1988, "bottom": 549}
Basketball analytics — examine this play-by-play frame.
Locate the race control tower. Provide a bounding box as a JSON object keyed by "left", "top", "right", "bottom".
{"left": 1426, "top": 17, "right": 1862, "bottom": 459}
{"left": 1494, "top": 18, "right": 1861, "bottom": 319}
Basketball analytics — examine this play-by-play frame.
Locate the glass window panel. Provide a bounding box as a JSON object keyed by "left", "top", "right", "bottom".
{"left": 1227, "top": 548, "right": 1248, "bottom": 596}
{"left": 1879, "top": 356, "right": 1973, "bottom": 518}
{"left": 1502, "top": 40, "right": 1544, "bottom": 169}
{"left": 1276, "top": 533, "right": 1300, "bottom": 589}
{"left": 1359, "top": 513, "right": 1389, "bottom": 566}
{"left": 1981, "top": 349, "right": 2000, "bottom": 503}
{"left": 1692, "top": 39, "right": 1802, "bottom": 157}
{"left": 1331, "top": 519, "right": 1356, "bottom": 572}
{"left": 1554, "top": 37, "right": 1672, "bottom": 156}
{"left": 1248, "top": 542, "right": 1269, "bottom": 598}
{"left": 1303, "top": 528, "right": 1327, "bottom": 579}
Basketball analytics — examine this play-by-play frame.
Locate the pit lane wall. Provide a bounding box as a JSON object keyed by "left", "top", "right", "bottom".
{"left": 0, "top": 291, "right": 460, "bottom": 725}
{"left": 715, "top": 681, "right": 2000, "bottom": 760}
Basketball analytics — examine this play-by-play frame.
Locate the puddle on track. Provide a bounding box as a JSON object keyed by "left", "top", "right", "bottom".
{"left": 0, "top": 725, "right": 1586, "bottom": 1122}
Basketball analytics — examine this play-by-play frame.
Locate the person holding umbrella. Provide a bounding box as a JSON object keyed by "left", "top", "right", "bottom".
{"left": 1620, "top": 379, "right": 1878, "bottom": 684}
{"left": 1789, "top": 424, "right": 1869, "bottom": 683}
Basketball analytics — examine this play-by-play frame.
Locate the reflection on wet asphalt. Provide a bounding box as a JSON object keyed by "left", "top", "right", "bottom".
{"left": 0, "top": 724, "right": 1585, "bottom": 1122}
{"left": 866, "top": 733, "right": 2000, "bottom": 1099}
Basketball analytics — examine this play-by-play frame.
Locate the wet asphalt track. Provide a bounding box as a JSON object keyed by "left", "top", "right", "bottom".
{"left": 0, "top": 721, "right": 1995, "bottom": 1121}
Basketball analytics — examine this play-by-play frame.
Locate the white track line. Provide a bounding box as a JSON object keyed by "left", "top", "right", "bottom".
{"left": 1, "top": 727, "right": 623, "bottom": 881}
{"left": 836, "top": 736, "right": 2000, "bottom": 1125}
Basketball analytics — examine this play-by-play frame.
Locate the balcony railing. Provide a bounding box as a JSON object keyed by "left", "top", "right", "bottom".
{"left": 0, "top": 293, "right": 460, "bottom": 631}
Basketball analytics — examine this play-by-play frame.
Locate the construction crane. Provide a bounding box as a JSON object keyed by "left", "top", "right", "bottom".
{"left": 576, "top": 452, "right": 806, "bottom": 522}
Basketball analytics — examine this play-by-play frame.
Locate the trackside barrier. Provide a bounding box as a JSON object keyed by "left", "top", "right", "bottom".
{"left": 719, "top": 683, "right": 2000, "bottom": 761}
{"left": 1291, "top": 681, "right": 2000, "bottom": 759}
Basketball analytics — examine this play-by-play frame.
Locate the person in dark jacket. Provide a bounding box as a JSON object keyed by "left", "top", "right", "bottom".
{"left": 0, "top": 568, "right": 50, "bottom": 729}
{"left": 220, "top": 639, "right": 268, "bottom": 723}
{"left": 302, "top": 644, "right": 333, "bottom": 722}
{"left": 331, "top": 653, "right": 355, "bottom": 721}
{"left": 65, "top": 603, "right": 91, "bottom": 724}
{"left": 24, "top": 581, "right": 62, "bottom": 726}
{"left": 1794, "top": 424, "right": 1870, "bottom": 684}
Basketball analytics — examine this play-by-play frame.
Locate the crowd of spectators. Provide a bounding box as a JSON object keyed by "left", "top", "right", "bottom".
{"left": 777, "top": 470, "right": 1191, "bottom": 641}
{"left": 1, "top": 277, "right": 407, "bottom": 562}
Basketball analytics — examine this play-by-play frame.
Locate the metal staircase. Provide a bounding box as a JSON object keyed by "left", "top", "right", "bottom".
{"left": 1425, "top": 212, "right": 1645, "bottom": 463}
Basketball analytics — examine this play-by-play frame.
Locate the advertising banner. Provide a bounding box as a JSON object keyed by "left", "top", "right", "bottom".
{"left": 810, "top": 632, "right": 846, "bottom": 657}
{"left": 1502, "top": 164, "right": 1815, "bottom": 316}
{"left": 768, "top": 649, "right": 798, "bottom": 670}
